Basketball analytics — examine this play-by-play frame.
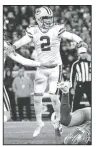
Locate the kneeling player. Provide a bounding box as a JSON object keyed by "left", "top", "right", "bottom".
{"left": 51, "top": 81, "right": 91, "bottom": 145}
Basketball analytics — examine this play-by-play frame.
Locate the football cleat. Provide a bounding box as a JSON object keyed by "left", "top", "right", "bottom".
{"left": 33, "top": 122, "right": 44, "bottom": 137}
{"left": 64, "top": 125, "right": 91, "bottom": 145}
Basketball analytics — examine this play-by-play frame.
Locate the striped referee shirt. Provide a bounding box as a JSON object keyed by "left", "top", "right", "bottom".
{"left": 70, "top": 59, "right": 91, "bottom": 86}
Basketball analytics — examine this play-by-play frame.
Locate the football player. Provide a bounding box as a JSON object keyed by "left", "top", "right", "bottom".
{"left": 7, "top": 6, "right": 88, "bottom": 137}
{"left": 51, "top": 80, "right": 91, "bottom": 144}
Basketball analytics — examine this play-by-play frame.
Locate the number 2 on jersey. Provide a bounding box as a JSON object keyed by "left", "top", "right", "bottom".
{"left": 40, "top": 36, "right": 51, "bottom": 51}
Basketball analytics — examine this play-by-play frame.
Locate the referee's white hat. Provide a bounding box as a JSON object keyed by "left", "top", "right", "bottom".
{"left": 78, "top": 47, "right": 87, "bottom": 54}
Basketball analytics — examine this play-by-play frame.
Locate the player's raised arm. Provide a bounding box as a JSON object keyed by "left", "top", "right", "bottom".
{"left": 62, "top": 31, "right": 82, "bottom": 42}
{"left": 58, "top": 24, "right": 88, "bottom": 48}
{"left": 62, "top": 31, "right": 88, "bottom": 48}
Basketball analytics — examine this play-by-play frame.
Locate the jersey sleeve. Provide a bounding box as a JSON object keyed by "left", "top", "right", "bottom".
{"left": 25, "top": 26, "right": 34, "bottom": 39}
{"left": 9, "top": 52, "right": 40, "bottom": 67}
{"left": 57, "top": 24, "right": 66, "bottom": 37}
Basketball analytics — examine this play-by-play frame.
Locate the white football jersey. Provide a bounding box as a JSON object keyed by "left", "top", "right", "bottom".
{"left": 26, "top": 24, "right": 66, "bottom": 65}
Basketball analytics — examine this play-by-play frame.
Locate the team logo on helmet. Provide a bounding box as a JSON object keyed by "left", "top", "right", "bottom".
{"left": 35, "top": 8, "right": 41, "bottom": 15}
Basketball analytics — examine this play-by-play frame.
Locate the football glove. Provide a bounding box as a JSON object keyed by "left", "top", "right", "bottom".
{"left": 77, "top": 41, "right": 88, "bottom": 49}
{"left": 69, "top": 87, "right": 75, "bottom": 95}
{"left": 57, "top": 81, "right": 71, "bottom": 94}
{"left": 4, "top": 43, "right": 16, "bottom": 58}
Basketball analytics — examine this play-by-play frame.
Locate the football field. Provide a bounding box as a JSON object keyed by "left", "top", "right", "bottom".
{"left": 4, "top": 121, "right": 76, "bottom": 145}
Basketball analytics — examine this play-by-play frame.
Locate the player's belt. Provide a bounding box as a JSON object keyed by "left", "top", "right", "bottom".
{"left": 40, "top": 64, "right": 58, "bottom": 69}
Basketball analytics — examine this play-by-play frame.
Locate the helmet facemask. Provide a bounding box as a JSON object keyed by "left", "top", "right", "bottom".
{"left": 37, "top": 16, "right": 53, "bottom": 31}
{"left": 42, "top": 16, "right": 53, "bottom": 29}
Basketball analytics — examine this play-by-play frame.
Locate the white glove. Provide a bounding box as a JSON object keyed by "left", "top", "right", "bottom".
{"left": 57, "top": 81, "right": 71, "bottom": 94}
{"left": 4, "top": 41, "right": 16, "bottom": 58}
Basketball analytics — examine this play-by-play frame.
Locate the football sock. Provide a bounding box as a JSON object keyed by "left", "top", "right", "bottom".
{"left": 50, "top": 94, "right": 60, "bottom": 121}
{"left": 34, "top": 95, "right": 43, "bottom": 125}
{"left": 60, "top": 93, "right": 71, "bottom": 126}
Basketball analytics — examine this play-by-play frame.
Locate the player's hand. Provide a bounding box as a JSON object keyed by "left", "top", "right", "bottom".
{"left": 69, "top": 87, "right": 75, "bottom": 95}
{"left": 77, "top": 41, "right": 88, "bottom": 49}
{"left": 57, "top": 81, "right": 71, "bottom": 94}
{"left": 4, "top": 45, "right": 16, "bottom": 57}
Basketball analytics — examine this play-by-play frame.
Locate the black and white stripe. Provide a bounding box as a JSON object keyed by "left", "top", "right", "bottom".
{"left": 26, "top": 27, "right": 33, "bottom": 38}
{"left": 3, "top": 86, "right": 11, "bottom": 112}
{"left": 70, "top": 60, "right": 91, "bottom": 85}
{"left": 42, "top": 6, "right": 52, "bottom": 15}
{"left": 58, "top": 24, "right": 66, "bottom": 36}
{"left": 58, "top": 28, "right": 66, "bottom": 36}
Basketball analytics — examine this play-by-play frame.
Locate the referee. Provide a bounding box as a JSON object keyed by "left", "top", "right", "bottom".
{"left": 70, "top": 47, "right": 91, "bottom": 111}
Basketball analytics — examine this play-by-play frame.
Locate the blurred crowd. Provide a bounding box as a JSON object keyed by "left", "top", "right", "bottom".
{"left": 4, "top": 5, "right": 91, "bottom": 79}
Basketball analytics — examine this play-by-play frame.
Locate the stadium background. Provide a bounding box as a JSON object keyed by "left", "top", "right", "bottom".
{"left": 3, "top": 5, "right": 91, "bottom": 120}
